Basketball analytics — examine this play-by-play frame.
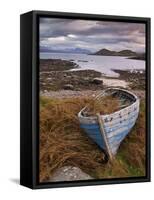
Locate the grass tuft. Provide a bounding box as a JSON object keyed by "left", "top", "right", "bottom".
{"left": 40, "top": 96, "right": 145, "bottom": 182}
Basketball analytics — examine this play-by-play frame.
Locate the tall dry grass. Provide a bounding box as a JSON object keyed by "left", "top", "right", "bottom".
{"left": 85, "top": 96, "right": 120, "bottom": 116}
{"left": 39, "top": 97, "right": 146, "bottom": 182}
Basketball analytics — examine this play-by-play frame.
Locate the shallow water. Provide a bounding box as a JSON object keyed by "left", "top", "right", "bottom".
{"left": 40, "top": 52, "right": 145, "bottom": 77}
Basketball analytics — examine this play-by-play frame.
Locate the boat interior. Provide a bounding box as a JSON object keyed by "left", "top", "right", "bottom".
{"left": 82, "top": 88, "right": 137, "bottom": 117}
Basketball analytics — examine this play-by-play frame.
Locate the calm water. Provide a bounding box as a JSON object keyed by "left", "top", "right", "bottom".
{"left": 40, "top": 52, "right": 145, "bottom": 77}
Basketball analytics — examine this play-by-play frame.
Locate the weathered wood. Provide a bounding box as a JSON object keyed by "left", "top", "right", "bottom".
{"left": 96, "top": 113, "right": 113, "bottom": 160}
{"left": 78, "top": 88, "right": 140, "bottom": 156}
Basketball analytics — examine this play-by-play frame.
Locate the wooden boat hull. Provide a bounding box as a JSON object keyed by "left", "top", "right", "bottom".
{"left": 78, "top": 88, "right": 140, "bottom": 156}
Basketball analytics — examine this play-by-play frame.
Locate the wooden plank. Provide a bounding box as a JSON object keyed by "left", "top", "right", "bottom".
{"left": 96, "top": 113, "right": 113, "bottom": 161}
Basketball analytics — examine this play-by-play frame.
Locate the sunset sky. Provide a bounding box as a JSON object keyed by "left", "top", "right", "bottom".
{"left": 39, "top": 18, "right": 145, "bottom": 53}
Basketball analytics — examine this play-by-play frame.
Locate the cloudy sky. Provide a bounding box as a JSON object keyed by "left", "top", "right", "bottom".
{"left": 39, "top": 18, "right": 145, "bottom": 53}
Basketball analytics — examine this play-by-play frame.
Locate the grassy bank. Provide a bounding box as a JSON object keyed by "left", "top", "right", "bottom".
{"left": 39, "top": 96, "right": 145, "bottom": 182}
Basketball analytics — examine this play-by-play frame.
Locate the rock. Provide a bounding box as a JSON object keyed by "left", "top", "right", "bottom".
{"left": 71, "top": 75, "right": 78, "bottom": 79}
{"left": 65, "top": 75, "right": 72, "bottom": 79}
{"left": 47, "top": 77, "right": 52, "bottom": 81}
{"left": 63, "top": 84, "right": 74, "bottom": 90}
{"left": 83, "top": 77, "right": 90, "bottom": 81}
{"left": 92, "top": 78, "right": 103, "bottom": 85}
{"left": 49, "top": 166, "right": 93, "bottom": 182}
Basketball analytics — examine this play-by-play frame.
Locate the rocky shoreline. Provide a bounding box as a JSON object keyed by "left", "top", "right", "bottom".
{"left": 40, "top": 59, "right": 145, "bottom": 94}
{"left": 112, "top": 69, "right": 145, "bottom": 90}
{"left": 40, "top": 69, "right": 105, "bottom": 91}
{"left": 40, "top": 89, "right": 145, "bottom": 99}
{"left": 40, "top": 59, "right": 79, "bottom": 71}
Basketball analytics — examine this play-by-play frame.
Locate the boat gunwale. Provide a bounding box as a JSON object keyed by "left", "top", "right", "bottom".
{"left": 78, "top": 88, "right": 139, "bottom": 121}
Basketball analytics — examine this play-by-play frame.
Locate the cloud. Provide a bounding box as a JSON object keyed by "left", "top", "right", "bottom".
{"left": 39, "top": 17, "right": 145, "bottom": 53}
{"left": 67, "top": 34, "right": 78, "bottom": 38}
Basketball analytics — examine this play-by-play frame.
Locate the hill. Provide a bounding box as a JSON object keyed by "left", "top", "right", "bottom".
{"left": 93, "top": 48, "right": 137, "bottom": 57}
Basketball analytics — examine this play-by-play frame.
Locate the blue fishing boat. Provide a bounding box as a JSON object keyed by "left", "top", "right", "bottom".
{"left": 78, "top": 88, "right": 140, "bottom": 160}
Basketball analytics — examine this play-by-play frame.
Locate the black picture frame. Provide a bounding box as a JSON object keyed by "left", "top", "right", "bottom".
{"left": 20, "top": 10, "right": 151, "bottom": 189}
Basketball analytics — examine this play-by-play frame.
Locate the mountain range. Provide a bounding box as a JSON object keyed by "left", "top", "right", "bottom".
{"left": 40, "top": 46, "right": 145, "bottom": 59}
{"left": 92, "top": 48, "right": 138, "bottom": 56}
{"left": 40, "top": 46, "right": 92, "bottom": 54}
